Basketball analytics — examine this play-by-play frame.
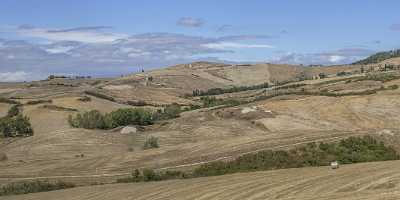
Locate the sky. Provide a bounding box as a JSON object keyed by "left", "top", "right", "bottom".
{"left": 1, "top": 0, "right": 400, "bottom": 81}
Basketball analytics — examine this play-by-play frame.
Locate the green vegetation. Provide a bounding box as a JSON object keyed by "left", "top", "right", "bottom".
{"left": 191, "top": 82, "right": 270, "bottom": 97}
{"left": 0, "top": 115, "right": 34, "bottom": 137}
{"left": 0, "top": 106, "right": 33, "bottom": 138}
{"left": 0, "top": 97, "right": 20, "bottom": 105}
{"left": 193, "top": 136, "right": 398, "bottom": 177}
{"left": 143, "top": 136, "right": 159, "bottom": 149}
{"left": 153, "top": 103, "right": 181, "bottom": 120}
{"left": 84, "top": 90, "right": 115, "bottom": 102}
{"left": 117, "top": 136, "right": 399, "bottom": 183}
{"left": 0, "top": 181, "right": 75, "bottom": 196}
{"left": 25, "top": 99, "right": 52, "bottom": 105}
{"left": 41, "top": 105, "right": 78, "bottom": 112}
{"left": 199, "top": 96, "right": 242, "bottom": 108}
{"left": 353, "top": 49, "right": 400, "bottom": 65}
{"left": 7, "top": 105, "right": 20, "bottom": 118}
{"left": 117, "top": 169, "right": 186, "bottom": 183}
{"left": 68, "top": 108, "right": 153, "bottom": 129}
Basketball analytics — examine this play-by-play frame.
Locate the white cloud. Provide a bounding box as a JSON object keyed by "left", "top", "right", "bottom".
{"left": 44, "top": 46, "right": 75, "bottom": 54}
{"left": 327, "top": 55, "right": 345, "bottom": 62}
{"left": 0, "top": 71, "right": 30, "bottom": 82}
{"left": 15, "top": 26, "right": 127, "bottom": 43}
{"left": 0, "top": 28, "right": 276, "bottom": 81}
{"left": 177, "top": 17, "right": 204, "bottom": 27}
{"left": 270, "top": 48, "right": 374, "bottom": 65}
{"left": 203, "top": 42, "right": 274, "bottom": 49}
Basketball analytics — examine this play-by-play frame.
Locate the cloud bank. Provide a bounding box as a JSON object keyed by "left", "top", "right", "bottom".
{"left": 0, "top": 25, "right": 275, "bottom": 81}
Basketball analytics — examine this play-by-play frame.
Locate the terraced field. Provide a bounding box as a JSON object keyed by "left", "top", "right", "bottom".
{"left": 4, "top": 160, "right": 400, "bottom": 200}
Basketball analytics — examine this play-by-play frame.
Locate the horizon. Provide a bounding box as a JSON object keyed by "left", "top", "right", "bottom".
{"left": 1, "top": 0, "right": 400, "bottom": 81}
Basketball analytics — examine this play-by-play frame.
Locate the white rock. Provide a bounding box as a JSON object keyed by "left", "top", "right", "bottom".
{"left": 120, "top": 126, "right": 137, "bottom": 134}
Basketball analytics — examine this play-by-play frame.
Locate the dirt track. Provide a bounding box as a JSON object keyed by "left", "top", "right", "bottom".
{"left": 4, "top": 160, "right": 400, "bottom": 200}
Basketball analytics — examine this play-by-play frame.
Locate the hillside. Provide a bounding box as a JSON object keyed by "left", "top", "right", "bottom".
{"left": 353, "top": 49, "right": 400, "bottom": 65}
{"left": 0, "top": 62, "right": 399, "bottom": 199}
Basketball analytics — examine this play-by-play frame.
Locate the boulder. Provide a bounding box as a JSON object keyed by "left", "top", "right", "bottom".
{"left": 120, "top": 126, "right": 137, "bottom": 134}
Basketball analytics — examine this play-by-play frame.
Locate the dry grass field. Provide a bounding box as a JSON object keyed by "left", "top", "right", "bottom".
{"left": 0, "top": 61, "right": 399, "bottom": 199}
{"left": 4, "top": 160, "right": 400, "bottom": 200}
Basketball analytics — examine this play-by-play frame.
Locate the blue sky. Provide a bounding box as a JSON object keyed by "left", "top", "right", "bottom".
{"left": 1, "top": 0, "right": 400, "bottom": 81}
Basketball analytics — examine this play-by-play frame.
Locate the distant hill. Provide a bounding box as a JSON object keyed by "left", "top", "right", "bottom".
{"left": 353, "top": 49, "right": 400, "bottom": 65}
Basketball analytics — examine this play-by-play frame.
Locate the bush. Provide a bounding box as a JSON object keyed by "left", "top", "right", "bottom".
{"left": 0, "top": 181, "right": 75, "bottom": 196}
{"left": 0, "top": 98, "right": 20, "bottom": 105}
{"left": 68, "top": 110, "right": 106, "bottom": 129}
{"left": 84, "top": 91, "right": 115, "bottom": 102}
{"left": 191, "top": 82, "right": 270, "bottom": 97}
{"left": 116, "top": 169, "right": 186, "bottom": 183}
{"left": 0, "top": 115, "right": 34, "bottom": 137}
{"left": 153, "top": 104, "right": 181, "bottom": 120}
{"left": 199, "top": 96, "right": 241, "bottom": 108}
{"left": 7, "top": 105, "right": 20, "bottom": 118}
{"left": 143, "top": 136, "right": 159, "bottom": 149}
{"left": 68, "top": 108, "right": 154, "bottom": 130}
{"left": 25, "top": 100, "right": 52, "bottom": 105}
{"left": 77, "top": 96, "right": 91, "bottom": 102}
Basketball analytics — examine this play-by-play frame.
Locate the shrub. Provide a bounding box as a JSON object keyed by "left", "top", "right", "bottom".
{"left": 143, "top": 136, "right": 159, "bottom": 149}
{"left": 387, "top": 85, "right": 399, "bottom": 90}
{"left": 68, "top": 110, "right": 106, "bottom": 129}
{"left": 153, "top": 104, "right": 181, "bottom": 120}
{"left": 116, "top": 169, "right": 186, "bottom": 183}
{"left": 77, "top": 96, "right": 91, "bottom": 102}
{"left": 0, "top": 181, "right": 75, "bottom": 196}
{"left": 0, "top": 115, "right": 34, "bottom": 137}
{"left": 84, "top": 91, "right": 115, "bottom": 102}
{"left": 191, "top": 82, "right": 270, "bottom": 97}
{"left": 25, "top": 100, "right": 52, "bottom": 105}
{"left": 41, "top": 105, "right": 78, "bottom": 112}
{"left": 68, "top": 108, "right": 154, "bottom": 129}
{"left": 142, "top": 169, "right": 161, "bottom": 181}
{"left": 7, "top": 105, "right": 20, "bottom": 118}
{"left": 0, "top": 97, "right": 20, "bottom": 105}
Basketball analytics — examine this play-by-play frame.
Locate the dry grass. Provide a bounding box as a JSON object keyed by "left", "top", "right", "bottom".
{"left": 4, "top": 160, "right": 400, "bottom": 200}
